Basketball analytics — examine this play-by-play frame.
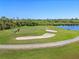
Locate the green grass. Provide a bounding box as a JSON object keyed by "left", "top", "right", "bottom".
{"left": 0, "top": 26, "right": 79, "bottom": 59}
{"left": 0, "top": 42, "right": 79, "bottom": 59}
{"left": 0, "top": 26, "right": 79, "bottom": 44}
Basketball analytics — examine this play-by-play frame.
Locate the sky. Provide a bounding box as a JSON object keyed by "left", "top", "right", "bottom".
{"left": 0, "top": 0, "right": 79, "bottom": 19}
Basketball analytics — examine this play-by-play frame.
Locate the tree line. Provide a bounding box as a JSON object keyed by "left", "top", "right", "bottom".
{"left": 0, "top": 16, "right": 79, "bottom": 30}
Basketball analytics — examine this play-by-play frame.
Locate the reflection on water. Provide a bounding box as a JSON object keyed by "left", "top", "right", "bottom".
{"left": 57, "top": 26, "right": 79, "bottom": 30}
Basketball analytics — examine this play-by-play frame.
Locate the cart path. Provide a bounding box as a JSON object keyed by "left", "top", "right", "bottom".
{"left": 0, "top": 36, "right": 79, "bottom": 49}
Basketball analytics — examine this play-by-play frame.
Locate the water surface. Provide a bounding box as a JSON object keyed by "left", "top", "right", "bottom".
{"left": 57, "top": 26, "right": 79, "bottom": 30}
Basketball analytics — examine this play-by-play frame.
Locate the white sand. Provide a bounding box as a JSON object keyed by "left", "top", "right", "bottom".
{"left": 16, "top": 33, "right": 55, "bottom": 40}
{"left": 16, "top": 30, "right": 57, "bottom": 40}
{"left": 46, "top": 30, "right": 57, "bottom": 32}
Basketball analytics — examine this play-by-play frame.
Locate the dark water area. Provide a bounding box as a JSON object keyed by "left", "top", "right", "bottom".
{"left": 57, "top": 26, "right": 79, "bottom": 30}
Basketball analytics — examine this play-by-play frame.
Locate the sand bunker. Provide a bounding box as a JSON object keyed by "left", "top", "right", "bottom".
{"left": 46, "top": 30, "right": 57, "bottom": 32}
{"left": 16, "top": 33, "right": 55, "bottom": 40}
{"left": 16, "top": 30, "right": 57, "bottom": 40}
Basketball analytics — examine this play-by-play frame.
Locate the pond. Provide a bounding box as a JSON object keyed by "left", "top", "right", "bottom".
{"left": 57, "top": 26, "right": 79, "bottom": 30}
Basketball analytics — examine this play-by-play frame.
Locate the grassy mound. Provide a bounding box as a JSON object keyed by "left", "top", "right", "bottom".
{"left": 0, "top": 26, "right": 79, "bottom": 44}
{"left": 0, "top": 26, "right": 79, "bottom": 59}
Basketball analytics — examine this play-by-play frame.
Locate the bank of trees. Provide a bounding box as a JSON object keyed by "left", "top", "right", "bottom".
{"left": 0, "top": 16, "right": 79, "bottom": 30}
